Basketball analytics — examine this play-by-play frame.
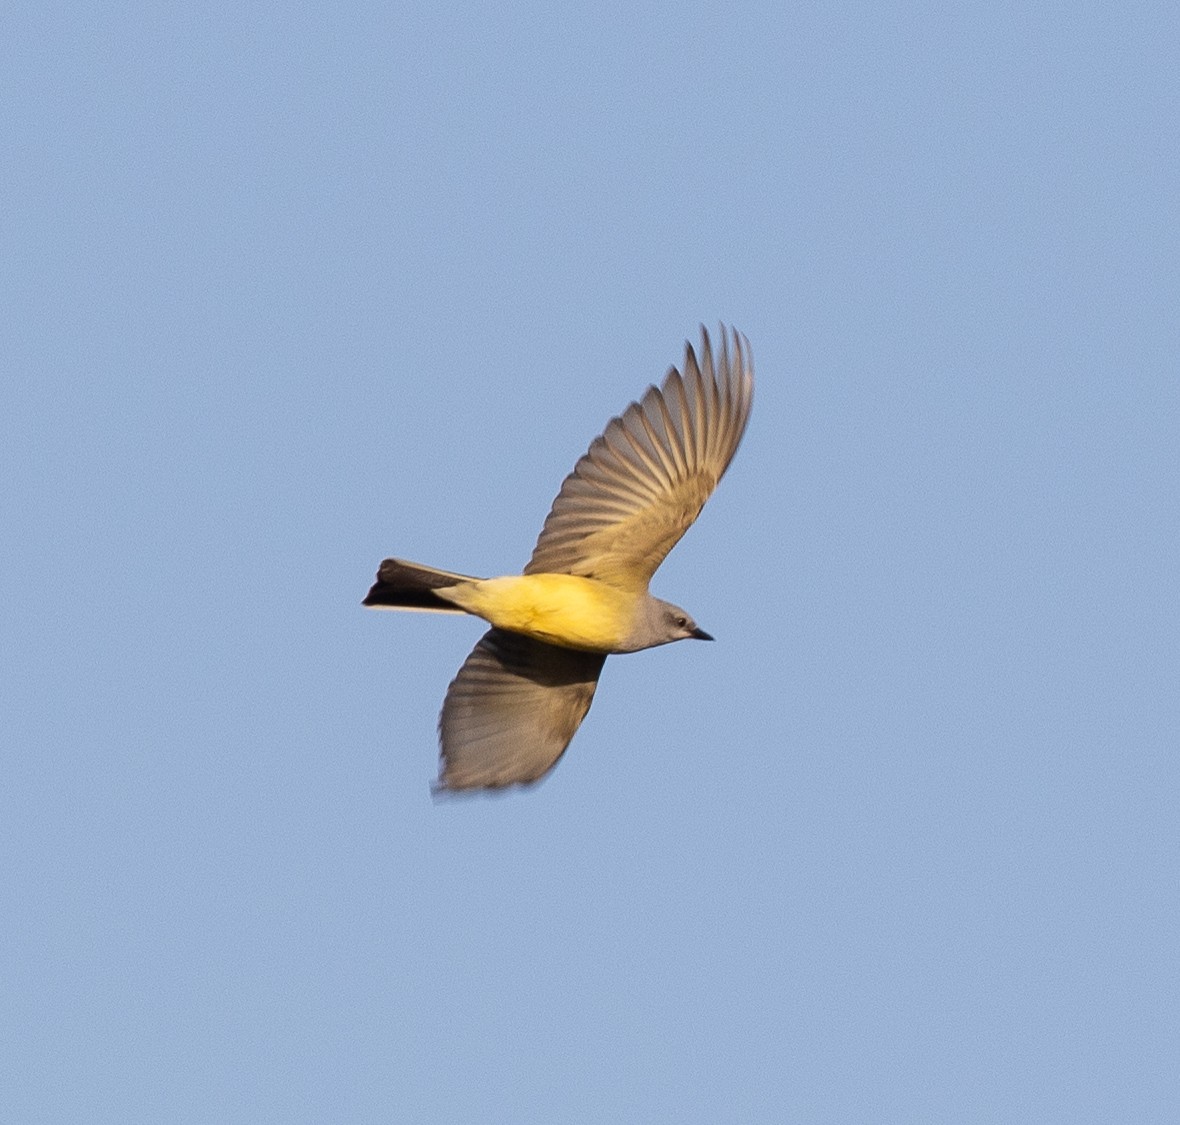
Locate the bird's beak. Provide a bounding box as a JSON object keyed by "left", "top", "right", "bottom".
{"left": 690, "top": 627, "right": 714, "bottom": 641}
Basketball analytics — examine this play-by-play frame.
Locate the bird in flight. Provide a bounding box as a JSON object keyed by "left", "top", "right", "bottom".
{"left": 364, "top": 325, "right": 754, "bottom": 793}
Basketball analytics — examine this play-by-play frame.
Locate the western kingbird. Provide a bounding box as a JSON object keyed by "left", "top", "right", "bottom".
{"left": 364, "top": 325, "right": 754, "bottom": 792}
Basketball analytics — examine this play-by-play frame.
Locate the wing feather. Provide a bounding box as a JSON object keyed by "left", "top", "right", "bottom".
{"left": 436, "top": 628, "right": 607, "bottom": 791}
{"left": 524, "top": 325, "right": 754, "bottom": 589}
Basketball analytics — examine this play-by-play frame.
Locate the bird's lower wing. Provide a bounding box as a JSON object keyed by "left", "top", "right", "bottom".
{"left": 436, "top": 628, "right": 607, "bottom": 792}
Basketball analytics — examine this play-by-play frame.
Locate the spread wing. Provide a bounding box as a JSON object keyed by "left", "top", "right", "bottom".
{"left": 436, "top": 628, "right": 607, "bottom": 792}
{"left": 524, "top": 325, "right": 754, "bottom": 590}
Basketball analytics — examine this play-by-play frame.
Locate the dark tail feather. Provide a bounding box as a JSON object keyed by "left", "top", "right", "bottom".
{"left": 362, "top": 558, "right": 477, "bottom": 612}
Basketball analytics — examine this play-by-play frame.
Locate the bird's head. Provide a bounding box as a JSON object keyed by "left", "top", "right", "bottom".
{"left": 620, "top": 596, "right": 712, "bottom": 651}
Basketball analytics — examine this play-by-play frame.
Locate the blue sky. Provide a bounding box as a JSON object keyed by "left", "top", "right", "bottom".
{"left": 4, "top": 2, "right": 1178, "bottom": 1121}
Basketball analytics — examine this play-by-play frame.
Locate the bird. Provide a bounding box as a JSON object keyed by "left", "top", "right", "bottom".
{"left": 364, "top": 324, "right": 754, "bottom": 793}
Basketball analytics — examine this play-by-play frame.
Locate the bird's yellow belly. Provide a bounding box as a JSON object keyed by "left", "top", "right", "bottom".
{"left": 442, "top": 574, "right": 634, "bottom": 653}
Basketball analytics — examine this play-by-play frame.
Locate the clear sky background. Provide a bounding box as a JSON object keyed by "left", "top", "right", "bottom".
{"left": 4, "top": 2, "right": 1177, "bottom": 1122}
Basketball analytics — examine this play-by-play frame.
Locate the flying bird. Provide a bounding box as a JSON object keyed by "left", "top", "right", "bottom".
{"left": 364, "top": 325, "right": 754, "bottom": 792}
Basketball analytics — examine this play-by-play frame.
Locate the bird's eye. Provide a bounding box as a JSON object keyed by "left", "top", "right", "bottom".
{"left": 675, "top": 616, "right": 688, "bottom": 628}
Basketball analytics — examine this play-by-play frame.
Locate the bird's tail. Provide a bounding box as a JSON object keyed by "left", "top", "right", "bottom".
{"left": 362, "top": 558, "right": 479, "bottom": 612}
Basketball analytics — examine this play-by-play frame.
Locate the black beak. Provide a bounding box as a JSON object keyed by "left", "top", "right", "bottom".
{"left": 690, "top": 627, "right": 714, "bottom": 641}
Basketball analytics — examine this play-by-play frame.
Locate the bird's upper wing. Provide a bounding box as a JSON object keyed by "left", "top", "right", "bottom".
{"left": 524, "top": 325, "right": 754, "bottom": 590}
{"left": 436, "top": 628, "right": 607, "bottom": 792}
